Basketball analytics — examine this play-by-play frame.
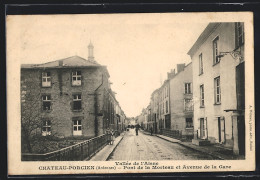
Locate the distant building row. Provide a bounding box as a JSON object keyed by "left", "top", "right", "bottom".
{"left": 137, "top": 23, "right": 245, "bottom": 155}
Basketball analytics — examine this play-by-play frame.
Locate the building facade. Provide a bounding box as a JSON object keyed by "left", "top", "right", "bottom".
{"left": 150, "top": 89, "right": 159, "bottom": 133}
{"left": 188, "top": 23, "right": 245, "bottom": 155}
{"left": 21, "top": 43, "right": 124, "bottom": 139}
{"left": 158, "top": 80, "right": 170, "bottom": 131}
{"left": 169, "top": 63, "right": 194, "bottom": 139}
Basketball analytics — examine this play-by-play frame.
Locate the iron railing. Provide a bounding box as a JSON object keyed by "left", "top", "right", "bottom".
{"left": 22, "top": 134, "right": 109, "bottom": 161}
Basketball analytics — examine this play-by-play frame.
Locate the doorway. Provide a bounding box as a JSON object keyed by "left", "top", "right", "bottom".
{"left": 218, "top": 117, "right": 225, "bottom": 143}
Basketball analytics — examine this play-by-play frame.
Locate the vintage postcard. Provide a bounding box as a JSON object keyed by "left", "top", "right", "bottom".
{"left": 7, "top": 12, "right": 255, "bottom": 175}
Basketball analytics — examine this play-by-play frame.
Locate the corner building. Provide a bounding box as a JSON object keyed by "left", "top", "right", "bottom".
{"left": 21, "top": 43, "right": 121, "bottom": 138}
{"left": 188, "top": 23, "right": 245, "bottom": 155}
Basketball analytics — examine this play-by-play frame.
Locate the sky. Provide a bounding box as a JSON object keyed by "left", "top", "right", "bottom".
{"left": 7, "top": 13, "right": 209, "bottom": 117}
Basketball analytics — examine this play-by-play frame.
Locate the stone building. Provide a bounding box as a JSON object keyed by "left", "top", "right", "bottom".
{"left": 188, "top": 23, "right": 245, "bottom": 155}
{"left": 169, "top": 63, "right": 194, "bottom": 139}
{"left": 21, "top": 42, "right": 124, "bottom": 139}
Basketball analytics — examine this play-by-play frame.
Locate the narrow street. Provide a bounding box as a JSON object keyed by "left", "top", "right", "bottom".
{"left": 108, "top": 129, "right": 217, "bottom": 161}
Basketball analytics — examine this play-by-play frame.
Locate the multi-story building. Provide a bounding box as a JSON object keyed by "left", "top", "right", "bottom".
{"left": 150, "top": 89, "right": 159, "bottom": 133}
{"left": 158, "top": 79, "right": 170, "bottom": 131}
{"left": 169, "top": 63, "right": 194, "bottom": 139}
{"left": 137, "top": 109, "right": 146, "bottom": 129}
{"left": 146, "top": 104, "right": 152, "bottom": 131}
{"left": 143, "top": 107, "right": 149, "bottom": 130}
{"left": 21, "top": 42, "right": 123, "bottom": 139}
{"left": 188, "top": 23, "right": 245, "bottom": 155}
{"left": 115, "top": 103, "right": 126, "bottom": 132}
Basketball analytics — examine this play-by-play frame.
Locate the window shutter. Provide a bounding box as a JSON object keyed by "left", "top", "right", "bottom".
{"left": 235, "top": 22, "right": 238, "bottom": 49}
{"left": 205, "top": 117, "right": 208, "bottom": 139}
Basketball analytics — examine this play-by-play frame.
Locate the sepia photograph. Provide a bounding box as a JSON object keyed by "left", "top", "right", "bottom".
{"left": 7, "top": 12, "right": 255, "bottom": 175}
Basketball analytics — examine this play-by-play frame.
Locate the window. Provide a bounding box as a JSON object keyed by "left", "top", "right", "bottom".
{"left": 73, "top": 94, "right": 82, "bottom": 110}
{"left": 214, "top": 77, "right": 221, "bottom": 104}
{"left": 185, "top": 83, "right": 192, "bottom": 94}
{"left": 184, "top": 99, "right": 193, "bottom": 111}
{"left": 42, "top": 95, "right": 51, "bottom": 110}
{"left": 186, "top": 118, "right": 193, "bottom": 128}
{"left": 166, "top": 101, "right": 168, "bottom": 113}
{"left": 42, "top": 120, "right": 51, "bottom": 136}
{"left": 200, "top": 85, "right": 204, "bottom": 107}
{"left": 213, "top": 36, "right": 220, "bottom": 65}
{"left": 73, "top": 120, "right": 82, "bottom": 136}
{"left": 42, "top": 72, "right": 51, "bottom": 87}
{"left": 163, "top": 103, "right": 165, "bottom": 114}
{"left": 199, "top": 53, "right": 203, "bottom": 74}
{"left": 72, "top": 71, "right": 81, "bottom": 86}
{"left": 236, "top": 22, "right": 244, "bottom": 48}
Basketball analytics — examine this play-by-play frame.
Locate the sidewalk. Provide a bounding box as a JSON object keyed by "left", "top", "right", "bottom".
{"left": 88, "top": 132, "right": 125, "bottom": 161}
{"left": 141, "top": 130, "right": 180, "bottom": 143}
{"left": 156, "top": 134, "right": 245, "bottom": 160}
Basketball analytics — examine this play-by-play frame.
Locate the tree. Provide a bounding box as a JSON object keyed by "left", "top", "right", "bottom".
{"left": 21, "top": 71, "right": 43, "bottom": 153}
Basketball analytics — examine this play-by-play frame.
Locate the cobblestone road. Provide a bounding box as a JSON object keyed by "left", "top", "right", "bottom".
{"left": 108, "top": 129, "right": 217, "bottom": 160}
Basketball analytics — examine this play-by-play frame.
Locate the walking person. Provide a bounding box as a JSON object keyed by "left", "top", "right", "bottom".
{"left": 150, "top": 126, "right": 153, "bottom": 136}
{"left": 106, "top": 128, "right": 111, "bottom": 145}
{"left": 135, "top": 125, "right": 139, "bottom": 136}
{"left": 110, "top": 130, "right": 115, "bottom": 145}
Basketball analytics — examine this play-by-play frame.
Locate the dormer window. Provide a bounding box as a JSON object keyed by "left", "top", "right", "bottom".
{"left": 42, "top": 72, "right": 51, "bottom": 87}
{"left": 72, "top": 71, "right": 81, "bottom": 86}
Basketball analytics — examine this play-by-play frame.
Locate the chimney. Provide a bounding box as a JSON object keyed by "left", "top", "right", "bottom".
{"left": 88, "top": 41, "right": 96, "bottom": 63}
{"left": 177, "top": 63, "right": 185, "bottom": 73}
{"left": 167, "top": 69, "right": 175, "bottom": 79}
{"left": 59, "top": 60, "right": 63, "bottom": 66}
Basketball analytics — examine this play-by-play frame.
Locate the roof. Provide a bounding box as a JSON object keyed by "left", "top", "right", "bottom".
{"left": 167, "top": 62, "right": 192, "bottom": 81}
{"left": 187, "top": 23, "right": 221, "bottom": 57}
{"left": 21, "top": 56, "right": 100, "bottom": 69}
{"left": 21, "top": 55, "right": 110, "bottom": 78}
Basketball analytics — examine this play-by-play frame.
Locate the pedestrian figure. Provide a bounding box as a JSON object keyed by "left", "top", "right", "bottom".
{"left": 150, "top": 126, "right": 153, "bottom": 136}
{"left": 106, "top": 128, "right": 111, "bottom": 145}
{"left": 135, "top": 125, "right": 139, "bottom": 136}
{"left": 110, "top": 130, "right": 115, "bottom": 145}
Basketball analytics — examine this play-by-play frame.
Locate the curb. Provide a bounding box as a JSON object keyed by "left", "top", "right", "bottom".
{"left": 177, "top": 142, "right": 224, "bottom": 160}
{"left": 156, "top": 135, "right": 224, "bottom": 160}
{"left": 105, "top": 133, "right": 125, "bottom": 161}
{"left": 155, "top": 134, "right": 180, "bottom": 143}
